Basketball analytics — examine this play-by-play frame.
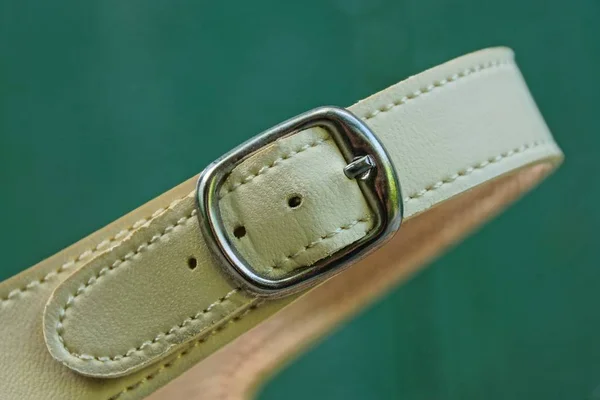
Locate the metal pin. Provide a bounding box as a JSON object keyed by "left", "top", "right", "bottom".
{"left": 344, "top": 155, "right": 376, "bottom": 180}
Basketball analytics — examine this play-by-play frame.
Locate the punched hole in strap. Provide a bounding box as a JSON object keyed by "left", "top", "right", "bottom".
{"left": 233, "top": 225, "right": 247, "bottom": 239}
{"left": 187, "top": 257, "right": 198, "bottom": 270}
{"left": 287, "top": 194, "right": 303, "bottom": 209}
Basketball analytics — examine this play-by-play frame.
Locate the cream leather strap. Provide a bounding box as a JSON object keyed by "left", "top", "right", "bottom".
{"left": 0, "top": 47, "right": 562, "bottom": 400}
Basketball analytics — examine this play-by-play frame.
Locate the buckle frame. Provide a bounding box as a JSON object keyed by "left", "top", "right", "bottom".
{"left": 196, "top": 106, "right": 403, "bottom": 297}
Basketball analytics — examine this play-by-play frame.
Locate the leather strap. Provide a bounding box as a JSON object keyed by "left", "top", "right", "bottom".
{"left": 0, "top": 47, "right": 562, "bottom": 399}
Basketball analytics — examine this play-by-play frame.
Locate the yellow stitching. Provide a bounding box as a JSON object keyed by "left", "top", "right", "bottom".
{"left": 55, "top": 207, "right": 213, "bottom": 362}
{"left": 219, "top": 137, "right": 331, "bottom": 199}
{"left": 0, "top": 193, "right": 193, "bottom": 306}
{"left": 403, "top": 141, "right": 549, "bottom": 202}
{"left": 107, "top": 301, "right": 262, "bottom": 400}
{"left": 58, "top": 285, "right": 241, "bottom": 362}
{"left": 362, "top": 59, "right": 514, "bottom": 120}
{"left": 272, "top": 216, "right": 373, "bottom": 269}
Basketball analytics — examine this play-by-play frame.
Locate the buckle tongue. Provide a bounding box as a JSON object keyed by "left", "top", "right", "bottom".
{"left": 196, "top": 106, "right": 403, "bottom": 297}
{"left": 344, "top": 155, "right": 376, "bottom": 180}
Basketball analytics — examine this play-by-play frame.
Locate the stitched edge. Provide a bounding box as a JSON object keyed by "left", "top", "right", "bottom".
{"left": 403, "top": 140, "right": 549, "bottom": 202}
{"left": 55, "top": 207, "right": 214, "bottom": 362}
{"left": 0, "top": 193, "right": 192, "bottom": 306}
{"left": 361, "top": 58, "right": 513, "bottom": 121}
{"left": 219, "top": 137, "right": 331, "bottom": 199}
{"left": 107, "top": 301, "right": 263, "bottom": 400}
{"left": 272, "top": 216, "right": 373, "bottom": 270}
{"left": 58, "top": 285, "right": 240, "bottom": 362}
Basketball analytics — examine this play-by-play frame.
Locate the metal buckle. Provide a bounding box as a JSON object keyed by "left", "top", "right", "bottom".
{"left": 196, "top": 106, "right": 403, "bottom": 297}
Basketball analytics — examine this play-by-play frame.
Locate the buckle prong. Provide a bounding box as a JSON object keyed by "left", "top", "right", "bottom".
{"left": 344, "top": 155, "right": 376, "bottom": 180}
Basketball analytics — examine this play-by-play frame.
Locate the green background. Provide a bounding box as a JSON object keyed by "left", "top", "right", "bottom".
{"left": 1, "top": 1, "right": 598, "bottom": 399}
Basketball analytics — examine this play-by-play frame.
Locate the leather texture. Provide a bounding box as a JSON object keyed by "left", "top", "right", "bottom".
{"left": 0, "top": 47, "right": 562, "bottom": 400}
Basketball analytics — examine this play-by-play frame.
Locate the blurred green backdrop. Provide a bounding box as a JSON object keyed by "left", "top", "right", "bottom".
{"left": 1, "top": 1, "right": 598, "bottom": 399}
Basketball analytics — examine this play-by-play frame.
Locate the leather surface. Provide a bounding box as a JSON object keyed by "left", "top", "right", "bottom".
{"left": 0, "top": 48, "right": 562, "bottom": 399}
{"left": 219, "top": 126, "right": 374, "bottom": 280}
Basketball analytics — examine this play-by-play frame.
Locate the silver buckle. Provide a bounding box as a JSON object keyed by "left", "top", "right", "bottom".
{"left": 196, "top": 106, "right": 403, "bottom": 297}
